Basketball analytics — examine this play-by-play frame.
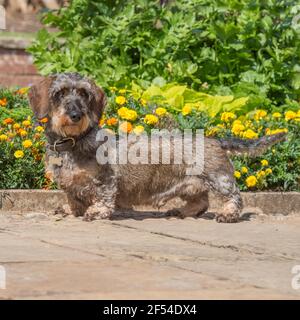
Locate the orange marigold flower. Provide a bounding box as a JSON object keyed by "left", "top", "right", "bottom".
{"left": 106, "top": 117, "right": 118, "bottom": 126}
{"left": 3, "top": 118, "right": 14, "bottom": 125}
{"left": 40, "top": 117, "right": 48, "bottom": 123}
{"left": 0, "top": 98, "right": 7, "bottom": 106}
{"left": 119, "top": 121, "right": 133, "bottom": 133}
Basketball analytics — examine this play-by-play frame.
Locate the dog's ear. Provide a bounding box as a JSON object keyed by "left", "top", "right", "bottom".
{"left": 28, "top": 77, "right": 54, "bottom": 120}
{"left": 89, "top": 80, "right": 106, "bottom": 122}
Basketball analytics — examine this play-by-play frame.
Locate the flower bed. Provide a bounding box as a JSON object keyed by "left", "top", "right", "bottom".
{"left": 0, "top": 87, "right": 299, "bottom": 191}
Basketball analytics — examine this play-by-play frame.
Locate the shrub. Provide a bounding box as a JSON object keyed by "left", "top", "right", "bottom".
{"left": 29, "top": 0, "right": 300, "bottom": 105}
{"left": 0, "top": 88, "right": 53, "bottom": 189}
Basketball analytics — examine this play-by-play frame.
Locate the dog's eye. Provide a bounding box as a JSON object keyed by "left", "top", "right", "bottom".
{"left": 78, "top": 89, "right": 89, "bottom": 99}
{"left": 55, "top": 88, "right": 68, "bottom": 100}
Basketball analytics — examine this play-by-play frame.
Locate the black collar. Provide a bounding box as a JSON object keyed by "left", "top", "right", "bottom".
{"left": 48, "top": 126, "right": 94, "bottom": 153}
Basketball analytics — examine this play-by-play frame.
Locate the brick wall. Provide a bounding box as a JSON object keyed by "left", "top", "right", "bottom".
{"left": 0, "top": 38, "right": 42, "bottom": 88}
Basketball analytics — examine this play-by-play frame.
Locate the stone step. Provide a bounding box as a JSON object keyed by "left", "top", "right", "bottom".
{"left": 0, "top": 190, "right": 299, "bottom": 216}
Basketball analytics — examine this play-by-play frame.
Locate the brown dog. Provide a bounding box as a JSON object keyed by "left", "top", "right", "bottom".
{"left": 29, "top": 73, "right": 286, "bottom": 223}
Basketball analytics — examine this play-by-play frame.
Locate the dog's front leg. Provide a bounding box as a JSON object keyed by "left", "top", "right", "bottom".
{"left": 83, "top": 201, "right": 115, "bottom": 221}
{"left": 83, "top": 184, "right": 116, "bottom": 221}
{"left": 55, "top": 192, "right": 88, "bottom": 217}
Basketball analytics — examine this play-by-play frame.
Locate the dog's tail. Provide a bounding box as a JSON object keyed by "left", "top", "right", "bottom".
{"left": 219, "top": 132, "right": 287, "bottom": 157}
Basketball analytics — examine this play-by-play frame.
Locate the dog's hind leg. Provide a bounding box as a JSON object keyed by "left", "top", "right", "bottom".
{"left": 167, "top": 191, "right": 209, "bottom": 218}
{"left": 153, "top": 177, "right": 209, "bottom": 218}
{"left": 153, "top": 177, "right": 207, "bottom": 209}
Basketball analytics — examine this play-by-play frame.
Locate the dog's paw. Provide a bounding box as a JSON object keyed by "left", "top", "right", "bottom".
{"left": 216, "top": 213, "right": 239, "bottom": 223}
{"left": 83, "top": 205, "right": 113, "bottom": 221}
{"left": 165, "top": 209, "right": 184, "bottom": 219}
{"left": 54, "top": 205, "right": 72, "bottom": 218}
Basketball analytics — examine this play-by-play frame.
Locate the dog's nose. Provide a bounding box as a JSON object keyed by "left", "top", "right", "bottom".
{"left": 70, "top": 111, "right": 82, "bottom": 123}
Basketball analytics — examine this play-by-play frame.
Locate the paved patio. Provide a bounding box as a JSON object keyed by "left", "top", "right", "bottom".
{"left": 0, "top": 211, "right": 300, "bottom": 299}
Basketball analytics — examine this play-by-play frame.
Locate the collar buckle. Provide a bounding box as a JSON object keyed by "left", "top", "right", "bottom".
{"left": 53, "top": 137, "right": 76, "bottom": 153}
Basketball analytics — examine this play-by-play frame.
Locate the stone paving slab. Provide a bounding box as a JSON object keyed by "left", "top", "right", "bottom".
{"left": 0, "top": 211, "right": 299, "bottom": 299}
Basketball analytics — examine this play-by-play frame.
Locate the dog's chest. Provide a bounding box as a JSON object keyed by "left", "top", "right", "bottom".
{"left": 48, "top": 152, "right": 98, "bottom": 189}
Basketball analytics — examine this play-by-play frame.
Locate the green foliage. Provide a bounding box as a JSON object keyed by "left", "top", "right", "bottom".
{"left": 132, "top": 82, "right": 249, "bottom": 116}
{"left": 29, "top": 0, "right": 300, "bottom": 105}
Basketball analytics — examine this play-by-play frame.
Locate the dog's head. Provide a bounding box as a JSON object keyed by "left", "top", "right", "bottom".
{"left": 29, "top": 73, "right": 106, "bottom": 137}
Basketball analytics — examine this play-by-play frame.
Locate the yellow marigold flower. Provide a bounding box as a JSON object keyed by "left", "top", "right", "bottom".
{"left": 22, "top": 120, "right": 31, "bottom": 127}
{"left": 272, "top": 112, "right": 281, "bottom": 119}
{"left": 3, "top": 118, "right": 14, "bottom": 125}
{"left": 231, "top": 123, "right": 245, "bottom": 136}
{"left": 155, "top": 107, "right": 167, "bottom": 116}
{"left": 99, "top": 115, "right": 106, "bottom": 127}
{"left": 182, "top": 105, "right": 192, "bottom": 116}
{"left": 285, "top": 110, "right": 297, "bottom": 121}
{"left": 266, "top": 128, "right": 288, "bottom": 136}
{"left": 13, "top": 123, "right": 21, "bottom": 130}
{"left": 115, "top": 96, "right": 126, "bottom": 105}
{"left": 40, "top": 117, "right": 48, "bottom": 123}
{"left": 257, "top": 170, "right": 266, "bottom": 179}
{"left": 246, "top": 175, "right": 257, "bottom": 188}
{"left": 14, "top": 150, "right": 24, "bottom": 159}
{"left": 133, "top": 125, "right": 145, "bottom": 135}
{"left": 241, "top": 166, "right": 248, "bottom": 174}
{"left": 117, "top": 107, "right": 137, "bottom": 121}
{"left": 106, "top": 117, "right": 118, "bottom": 126}
{"left": 119, "top": 121, "right": 133, "bottom": 133}
{"left": 140, "top": 98, "right": 147, "bottom": 106}
{"left": 35, "top": 126, "right": 44, "bottom": 133}
{"left": 234, "top": 171, "right": 241, "bottom": 179}
{"left": 206, "top": 127, "right": 220, "bottom": 136}
{"left": 242, "top": 129, "right": 258, "bottom": 139}
{"left": 22, "top": 140, "right": 33, "bottom": 148}
{"left": 232, "top": 119, "right": 242, "bottom": 125}
{"left": 261, "top": 159, "right": 269, "bottom": 166}
{"left": 254, "top": 110, "right": 267, "bottom": 121}
{"left": 0, "top": 97, "right": 7, "bottom": 106}
{"left": 0, "top": 134, "right": 8, "bottom": 141}
{"left": 8, "top": 133, "right": 15, "bottom": 138}
{"left": 118, "top": 89, "right": 126, "bottom": 94}
{"left": 221, "top": 112, "right": 236, "bottom": 122}
{"left": 16, "top": 87, "right": 28, "bottom": 95}
{"left": 266, "top": 168, "right": 272, "bottom": 175}
{"left": 144, "top": 114, "right": 158, "bottom": 125}
{"left": 109, "top": 86, "right": 117, "bottom": 92}
{"left": 18, "top": 129, "right": 27, "bottom": 137}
